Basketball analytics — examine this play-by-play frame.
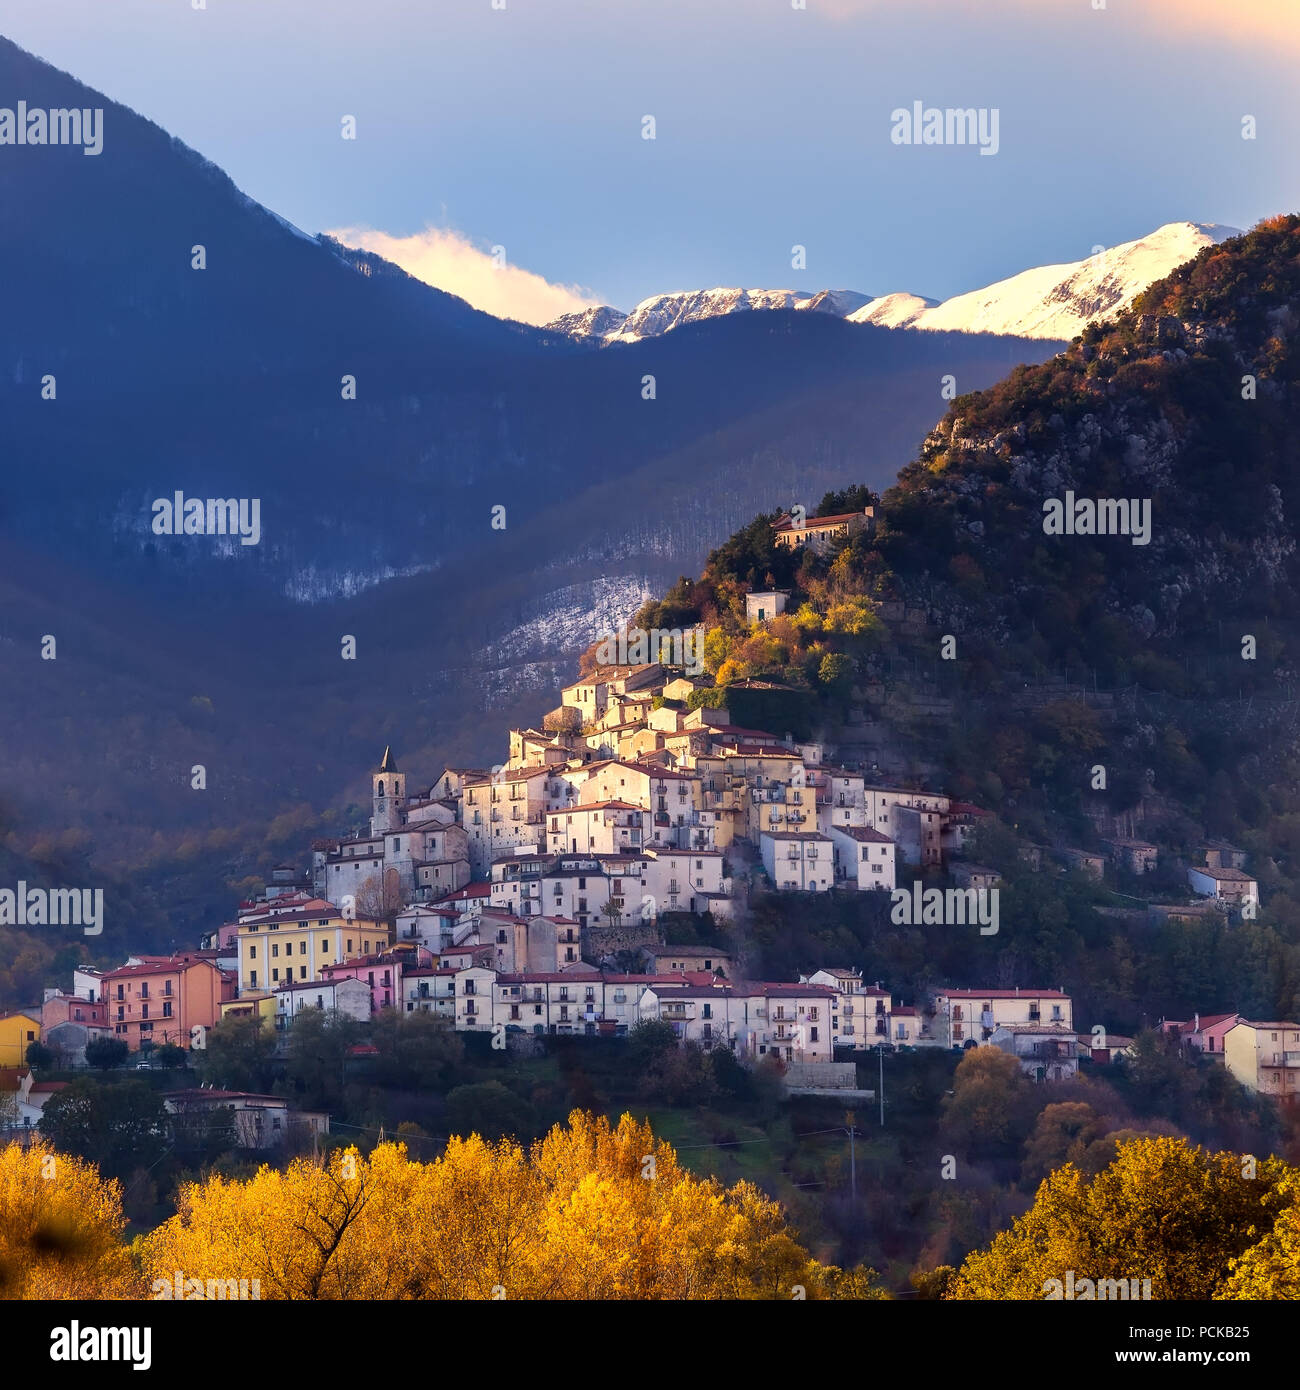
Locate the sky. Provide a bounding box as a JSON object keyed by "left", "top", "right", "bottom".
{"left": 4, "top": 0, "right": 1297, "bottom": 323}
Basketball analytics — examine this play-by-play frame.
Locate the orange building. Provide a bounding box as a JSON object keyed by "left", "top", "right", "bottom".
{"left": 102, "top": 955, "right": 229, "bottom": 1051}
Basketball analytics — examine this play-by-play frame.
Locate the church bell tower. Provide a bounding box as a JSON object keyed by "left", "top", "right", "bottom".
{"left": 371, "top": 745, "right": 406, "bottom": 834}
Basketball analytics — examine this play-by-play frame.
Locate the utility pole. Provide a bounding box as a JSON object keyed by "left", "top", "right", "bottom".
{"left": 878, "top": 1043, "right": 885, "bottom": 1127}
{"left": 844, "top": 1110, "right": 857, "bottom": 1201}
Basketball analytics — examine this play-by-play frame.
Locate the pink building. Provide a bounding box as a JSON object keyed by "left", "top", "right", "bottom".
{"left": 322, "top": 950, "right": 430, "bottom": 1014}
{"left": 1159, "top": 1012, "right": 1240, "bottom": 1056}
{"left": 41, "top": 992, "right": 108, "bottom": 1031}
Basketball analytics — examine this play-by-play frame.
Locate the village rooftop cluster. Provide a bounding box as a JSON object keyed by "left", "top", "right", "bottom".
{"left": 3, "top": 627, "right": 1293, "bottom": 1138}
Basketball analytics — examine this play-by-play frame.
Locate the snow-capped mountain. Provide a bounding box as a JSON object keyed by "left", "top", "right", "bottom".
{"left": 546, "top": 222, "right": 1240, "bottom": 346}
{"left": 544, "top": 304, "right": 630, "bottom": 342}
{"left": 847, "top": 221, "right": 1241, "bottom": 340}
{"left": 608, "top": 287, "right": 874, "bottom": 342}
{"left": 547, "top": 286, "right": 873, "bottom": 344}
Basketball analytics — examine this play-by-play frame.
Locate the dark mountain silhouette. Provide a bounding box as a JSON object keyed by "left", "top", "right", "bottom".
{"left": 0, "top": 34, "right": 1055, "bottom": 914}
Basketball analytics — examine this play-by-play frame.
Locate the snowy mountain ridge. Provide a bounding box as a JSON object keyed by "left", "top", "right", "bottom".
{"left": 545, "top": 222, "right": 1241, "bottom": 346}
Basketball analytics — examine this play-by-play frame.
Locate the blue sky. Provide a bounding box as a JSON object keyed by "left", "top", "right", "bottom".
{"left": 5, "top": 0, "right": 1296, "bottom": 320}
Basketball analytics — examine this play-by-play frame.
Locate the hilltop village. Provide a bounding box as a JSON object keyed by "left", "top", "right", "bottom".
{"left": 4, "top": 603, "right": 1292, "bottom": 1137}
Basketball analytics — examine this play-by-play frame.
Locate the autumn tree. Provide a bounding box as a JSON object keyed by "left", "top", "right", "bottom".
{"left": 948, "top": 1135, "right": 1293, "bottom": 1299}
{"left": 142, "top": 1110, "right": 880, "bottom": 1300}
{"left": 0, "top": 1142, "right": 140, "bottom": 1299}
{"left": 1216, "top": 1172, "right": 1300, "bottom": 1298}
{"left": 940, "top": 1046, "right": 1038, "bottom": 1163}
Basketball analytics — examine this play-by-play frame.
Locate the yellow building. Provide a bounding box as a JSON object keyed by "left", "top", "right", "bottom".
{"left": 1224, "top": 1019, "right": 1300, "bottom": 1101}
{"left": 236, "top": 898, "right": 391, "bottom": 995}
{"left": 0, "top": 1009, "right": 42, "bottom": 1067}
{"left": 220, "top": 993, "right": 278, "bottom": 1031}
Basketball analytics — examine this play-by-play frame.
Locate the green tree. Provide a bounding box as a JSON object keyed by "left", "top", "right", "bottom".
{"left": 818, "top": 651, "right": 853, "bottom": 691}
{"left": 39, "top": 1079, "right": 169, "bottom": 1182}
{"left": 445, "top": 1081, "right": 536, "bottom": 1141}
{"left": 154, "top": 1043, "right": 187, "bottom": 1070}
{"left": 84, "top": 1037, "right": 129, "bottom": 1071}
{"left": 369, "top": 1008, "right": 463, "bottom": 1090}
{"left": 626, "top": 1019, "right": 678, "bottom": 1074}
{"left": 197, "top": 1014, "right": 278, "bottom": 1093}
{"left": 283, "top": 1007, "right": 364, "bottom": 1111}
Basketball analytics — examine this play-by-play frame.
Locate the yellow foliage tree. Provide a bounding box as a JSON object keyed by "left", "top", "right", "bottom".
{"left": 1216, "top": 1173, "right": 1300, "bottom": 1299}
{"left": 948, "top": 1135, "right": 1292, "bottom": 1300}
{"left": 714, "top": 658, "right": 748, "bottom": 687}
{"left": 824, "top": 596, "right": 882, "bottom": 639}
{"left": 141, "top": 1111, "right": 882, "bottom": 1301}
{"left": 0, "top": 1141, "right": 140, "bottom": 1300}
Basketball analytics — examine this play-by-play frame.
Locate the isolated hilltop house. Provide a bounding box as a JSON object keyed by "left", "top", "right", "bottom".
{"left": 772, "top": 506, "right": 874, "bottom": 553}
{"left": 745, "top": 589, "right": 789, "bottom": 623}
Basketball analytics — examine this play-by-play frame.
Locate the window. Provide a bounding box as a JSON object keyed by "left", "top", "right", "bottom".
{"left": 250, "top": 971, "right": 258, "bottom": 987}
{"left": 272, "top": 969, "right": 280, "bottom": 982}
{"left": 272, "top": 944, "right": 279, "bottom": 958}
{"left": 300, "top": 941, "right": 307, "bottom": 955}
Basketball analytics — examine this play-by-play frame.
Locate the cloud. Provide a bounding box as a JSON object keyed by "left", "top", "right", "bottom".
{"left": 326, "top": 224, "right": 604, "bottom": 325}
{"left": 815, "top": 0, "right": 1298, "bottom": 53}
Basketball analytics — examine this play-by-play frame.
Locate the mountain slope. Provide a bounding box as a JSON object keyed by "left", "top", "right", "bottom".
{"left": 848, "top": 222, "right": 1241, "bottom": 339}
{"left": 0, "top": 35, "right": 1059, "bottom": 887}
{"left": 638, "top": 214, "right": 1300, "bottom": 825}
{"left": 623, "top": 214, "right": 1300, "bottom": 1027}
